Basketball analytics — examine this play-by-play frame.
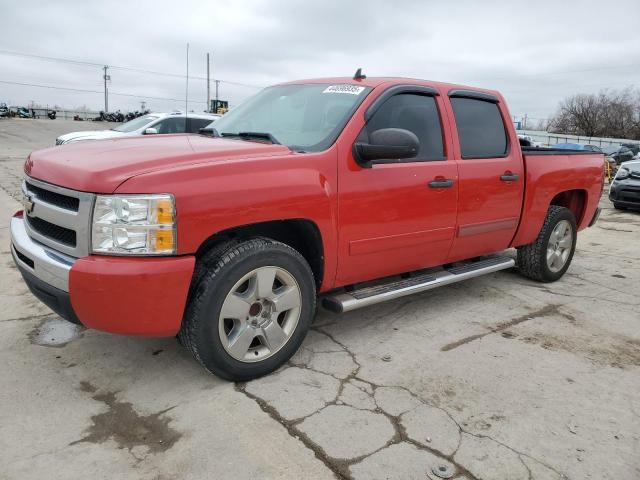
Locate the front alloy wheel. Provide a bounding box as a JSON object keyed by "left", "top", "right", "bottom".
{"left": 219, "top": 266, "right": 302, "bottom": 362}
{"left": 179, "top": 238, "right": 316, "bottom": 381}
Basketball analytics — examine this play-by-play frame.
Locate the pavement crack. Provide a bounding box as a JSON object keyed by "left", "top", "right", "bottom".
{"left": 441, "top": 304, "right": 564, "bottom": 351}
{"left": 310, "top": 326, "right": 362, "bottom": 373}
{"left": 462, "top": 429, "right": 567, "bottom": 479}
{"left": 235, "top": 382, "right": 348, "bottom": 479}
{"left": 0, "top": 313, "right": 52, "bottom": 323}
{"left": 520, "top": 454, "right": 534, "bottom": 480}
{"left": 349, "top": 377, "right": 566, "bottom": 479}
{"left": 509, "top": 279, "right": 640, "bottom": 306}
{"left": 245, "top": 319, "right": 567, "bottom": 478}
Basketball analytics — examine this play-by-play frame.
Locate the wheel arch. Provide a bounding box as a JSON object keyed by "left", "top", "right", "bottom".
{"left": 549, "top": 189, "right": 587, "bottom": 226}
{"left": 195, "top": 219, "right": 325, "bottom": 289}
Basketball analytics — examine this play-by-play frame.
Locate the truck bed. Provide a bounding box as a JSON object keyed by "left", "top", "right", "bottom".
{"left": 521, "top": 146, "right": 604, "bottom": 156}
{"left": 511, "top": 149, "right": 604, "bottom": 248}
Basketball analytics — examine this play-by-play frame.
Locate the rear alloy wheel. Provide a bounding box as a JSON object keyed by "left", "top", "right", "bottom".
{"left": 179, "top": 238, "right": 315, "bottom": 381}
{"left": 517, "top": 205, "right": 577, "bottom": 282}
{"left": 545, "top": 220, "right": 573, "bottom": 274}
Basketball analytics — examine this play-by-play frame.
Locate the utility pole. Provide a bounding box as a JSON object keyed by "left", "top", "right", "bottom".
{"left": 185, "top": 43, "right": 189, "bottom": 115}
{"left": 102, "top": 65, "right": 109, "bottom": 113}
{"left": 215, "top": 79, "right": 220, "bottom": 112}
{"left": 206, "top": 53, "right": 211, "bottom": 113}
{"left": 523, "top": 113, "right": 528, "bottom": 130}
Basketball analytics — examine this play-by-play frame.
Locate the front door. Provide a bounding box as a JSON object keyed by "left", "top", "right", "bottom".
{"left": 445, "top": 92, "right": 524, "bottom": 262}
{"left": 336, "top": 90, "right": 458, "bottom": 286}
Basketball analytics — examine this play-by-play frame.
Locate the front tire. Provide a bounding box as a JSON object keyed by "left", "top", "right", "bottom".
{"left": 517, "top": 206, "right": 577, "bottom": 282}
{"left": 613, "top": 203, "right": 626, "bottom": 210}
{"left": 179, "top": 238, "right": 316, "bottom": 381}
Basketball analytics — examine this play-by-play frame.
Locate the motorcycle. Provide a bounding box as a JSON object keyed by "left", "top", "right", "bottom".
{"left": 48, "top": 110, "right": 57, "bottom": 120}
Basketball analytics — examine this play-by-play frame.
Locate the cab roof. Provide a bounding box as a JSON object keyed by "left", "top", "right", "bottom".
{"left": 278, "top": 76, "right": 501, "bottom": 98}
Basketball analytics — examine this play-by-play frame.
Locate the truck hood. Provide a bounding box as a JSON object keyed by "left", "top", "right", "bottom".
{"left": 26, "top": 134, "right": 291, "bottom": 193}
{"left": 57, "top": 130, "right": 126, "bottom": 143}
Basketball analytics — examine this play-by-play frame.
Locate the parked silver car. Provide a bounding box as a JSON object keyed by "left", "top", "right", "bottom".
{"left": 55, "top": 112, "right": 220, "bottom": 145}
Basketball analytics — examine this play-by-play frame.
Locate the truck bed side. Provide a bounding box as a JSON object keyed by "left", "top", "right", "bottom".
{"left": 511, "top": 149, "right": 604, "bottom": 247}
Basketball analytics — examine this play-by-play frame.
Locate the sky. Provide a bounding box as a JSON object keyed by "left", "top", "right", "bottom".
{"left": 1, "top": 0, "right": 639, "bottom": 123}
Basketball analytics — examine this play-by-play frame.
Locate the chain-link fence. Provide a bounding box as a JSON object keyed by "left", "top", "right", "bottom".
{"left": 517, "top": 129, "right": 640, "bottom": 149}
{"left": 6, "top": 106, "right": 100, "bottom": 120}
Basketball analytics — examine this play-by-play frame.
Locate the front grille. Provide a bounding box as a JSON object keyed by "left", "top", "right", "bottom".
{"left": 26, "top": 181, "right": 79, "bottom": 211}
{"left": 26, "top": 216, "right": 77, "bottom": 247}
{"left": 22, "top": 178, "right": 93, "bottom": 257}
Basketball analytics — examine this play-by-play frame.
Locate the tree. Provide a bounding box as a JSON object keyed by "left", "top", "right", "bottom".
{"left": 548, "top": 87, "right": 640, "bottom": 140}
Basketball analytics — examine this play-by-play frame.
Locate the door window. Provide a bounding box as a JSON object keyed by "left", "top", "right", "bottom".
{"left": 361, "top": 93, "right": 445, "bottom": 161}
{"left": 450, "top": 97, "right": 508, "bottom": 158}
{"left": 151, "top": 117, "right": 187, "bottom": 134}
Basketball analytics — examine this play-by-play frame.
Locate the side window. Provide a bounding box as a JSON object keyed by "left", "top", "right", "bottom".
{"left": 450, "top": 97, "right": 508, "bottom": 158}
{"left": 362, "top": 93, "right": 444, "bottom": 161}
{"left": 152, "top": 117, "right": 186, "bottom": 134}
{"left": 186, "top": 118, "right": 212, "bottom": 133}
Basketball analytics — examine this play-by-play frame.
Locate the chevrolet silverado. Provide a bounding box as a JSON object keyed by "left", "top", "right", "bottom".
{"left": 11, "top": 74, "right": 604, "bottom": 380}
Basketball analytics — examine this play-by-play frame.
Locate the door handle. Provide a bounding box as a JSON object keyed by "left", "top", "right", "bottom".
{"left": 500, "top": 173, "right": 519, "bottom": 182}
{"left": 428, "top": 179, "right": 454, "bottom": 188}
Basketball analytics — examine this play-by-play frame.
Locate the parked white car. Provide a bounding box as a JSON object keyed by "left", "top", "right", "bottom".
{"left": 55, "top": 112, "right": 220, "bottom": 145}
{"left": 517, "top": 134, "right": 540, "bottom": 147}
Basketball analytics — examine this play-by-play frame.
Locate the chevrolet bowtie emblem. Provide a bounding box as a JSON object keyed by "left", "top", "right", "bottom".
{"left": 22, "top": 193, "right": 34, "bottom": 215}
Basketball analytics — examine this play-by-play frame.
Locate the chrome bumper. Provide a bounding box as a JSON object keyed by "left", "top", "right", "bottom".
{"left": 10, "top": 216, "right": 75, "bottom": 292}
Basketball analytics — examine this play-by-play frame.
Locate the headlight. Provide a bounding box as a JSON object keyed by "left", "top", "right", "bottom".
{"left": 615, "top": 168, "right": 630, "bottom": 180}
{"left": 91, "top": 194, "right": 176, "bottom": 255}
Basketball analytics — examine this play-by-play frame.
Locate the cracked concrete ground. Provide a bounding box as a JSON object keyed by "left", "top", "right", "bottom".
{"left": 1, "top": 120, "right": 639, "bottom": 479}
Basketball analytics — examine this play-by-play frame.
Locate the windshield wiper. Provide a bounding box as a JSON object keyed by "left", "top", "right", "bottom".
{"left": 221, "top": 131, "right": 281, "bottom": 145}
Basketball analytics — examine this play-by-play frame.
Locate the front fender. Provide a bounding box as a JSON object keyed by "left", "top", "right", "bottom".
{"left": 115, "top": 150, "right": 339, "bottom": 288}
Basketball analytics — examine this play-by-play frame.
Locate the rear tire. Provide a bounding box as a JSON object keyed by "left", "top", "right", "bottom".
{"left": 613, "top": 203, "right": 626, "bottom": 210}
{"left": 179, "top": 238, "right": 316, "bottom": 381}
{"left": 517, "top": 206, "right": 577, "bottom": 282}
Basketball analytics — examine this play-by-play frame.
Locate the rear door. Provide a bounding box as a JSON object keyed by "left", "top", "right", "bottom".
{"left": 336, "top": 87, "right": 458, "bottom": 286}
{"left": 445, "top": 91, "right": 524, "bottom": 262}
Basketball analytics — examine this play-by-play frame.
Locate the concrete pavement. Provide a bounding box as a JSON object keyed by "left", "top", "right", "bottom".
{"left": 0, "top": 119, "right": 638, "bottom": 479}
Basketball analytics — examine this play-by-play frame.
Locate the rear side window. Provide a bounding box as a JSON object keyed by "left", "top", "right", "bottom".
{"left": 450, "top": 97, "right": 508, "bottom": 158}
{"left": 363, "top": 93, "right": 444, "bottom": 161}
{"left": 186, "top": 118, "right": 212, "bottom": 133}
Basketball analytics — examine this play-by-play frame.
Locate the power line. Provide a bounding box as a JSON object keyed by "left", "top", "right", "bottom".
{"left": 0, "top": 79, "right": 207, "bottom": 104}
{"left": 0, "top": 50, "right": 104, "bottom": 68}
{"left": 0, "top": 49, "right": 263, "bottom": 88}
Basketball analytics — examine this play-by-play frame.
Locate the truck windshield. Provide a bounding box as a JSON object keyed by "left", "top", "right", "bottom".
{"left": 211, "top": 83, "right": 371, "bottom": 151}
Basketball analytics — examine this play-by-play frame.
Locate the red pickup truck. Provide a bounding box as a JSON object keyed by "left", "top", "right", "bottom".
{"left": 11, "top": 75, "right": 603, "bottom": 380}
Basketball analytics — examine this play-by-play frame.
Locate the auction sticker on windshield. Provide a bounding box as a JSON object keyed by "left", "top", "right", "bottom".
{"left": 323, "top": 85, "right": 365, "bottom": 95}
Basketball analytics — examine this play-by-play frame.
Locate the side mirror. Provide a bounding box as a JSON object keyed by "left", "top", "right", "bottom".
{"left": 144, "top": 127, "right": 158, "bottom": 135}
{"left": 353, "top": 128, "right": 420, "bottom": 167}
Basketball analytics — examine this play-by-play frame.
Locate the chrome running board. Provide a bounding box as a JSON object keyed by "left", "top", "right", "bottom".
{"left": 322, "top": 255, "right": 515, "bottom": 313}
